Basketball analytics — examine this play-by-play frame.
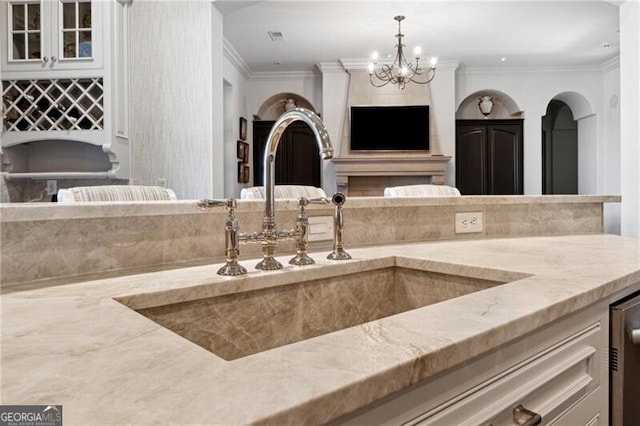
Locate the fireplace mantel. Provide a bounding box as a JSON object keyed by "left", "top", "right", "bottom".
{"left": 332, "top": 154, "right": 451, "bottom": 195}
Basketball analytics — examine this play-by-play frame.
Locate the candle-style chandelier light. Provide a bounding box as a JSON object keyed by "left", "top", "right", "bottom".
{"left": 368, "top": 15, "right": 437, "bottom": 89}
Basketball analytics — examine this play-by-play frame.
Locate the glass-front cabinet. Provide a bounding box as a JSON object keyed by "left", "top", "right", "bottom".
{"left": 0, "top": 0, "right": 129, "bottom": 181}
{"left": 1, "top": 0, "right": 103, "bottom": 72}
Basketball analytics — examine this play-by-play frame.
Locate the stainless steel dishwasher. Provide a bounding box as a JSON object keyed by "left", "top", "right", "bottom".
{"left": 610, "top": 290, "right": 640, "bottom": 426}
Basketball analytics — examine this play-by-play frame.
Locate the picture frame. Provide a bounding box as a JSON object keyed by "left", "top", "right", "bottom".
{"left": 239, "top": 117, "right": 248, "bottom": 141}
{"left": 238, "top": 163, "right": 250, "bottom": 184}
{"left": 242, "top": 142, "right": 249, "bottom": 163}
{"left": 237, "top": 140, "right": 246, "bottom": 161}
{"left": 237, "top": 162, "right": 244, "bottom": 183}
{"left": 242, "top": 164, "right": 250, "bottom": 183}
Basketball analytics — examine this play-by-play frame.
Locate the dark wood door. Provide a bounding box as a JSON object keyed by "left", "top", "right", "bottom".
{"left": 252, "top": 121, "right": 321, "bottom": 187}
{"left": 456, "top": 120, "right": 523, "bottom": 195}
{"left": 456, "top": 124, "right": 487, "bottom": 195}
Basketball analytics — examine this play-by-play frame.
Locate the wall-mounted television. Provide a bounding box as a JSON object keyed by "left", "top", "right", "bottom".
{"left": 350, "top": 105, "right": 429, "bottom": 151}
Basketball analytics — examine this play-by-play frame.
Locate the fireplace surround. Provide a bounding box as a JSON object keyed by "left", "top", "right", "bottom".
{"left": 332, "top": 70, "right": 451, "bottom": 196}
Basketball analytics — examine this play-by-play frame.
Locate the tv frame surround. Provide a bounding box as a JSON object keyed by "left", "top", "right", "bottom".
{"left": 349, "top": 105, "right": 430, "bottom": 152}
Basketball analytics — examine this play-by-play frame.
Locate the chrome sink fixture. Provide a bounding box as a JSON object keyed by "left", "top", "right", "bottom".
{"left": 197, "top": 107, "right": 339, "bottom": 276}
{"left": 327, "top": 192, "right": 352, "bottom": 260}
{"left": 198, "top": 191, "right": 351, "bottom": 276}
{"left": 255, "top": 107, "right": 333, "bottom": 270}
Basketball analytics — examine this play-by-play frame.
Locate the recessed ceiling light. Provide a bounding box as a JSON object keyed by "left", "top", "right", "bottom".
{"left": 501, "top": 57, "right": 507, "bottom": 62}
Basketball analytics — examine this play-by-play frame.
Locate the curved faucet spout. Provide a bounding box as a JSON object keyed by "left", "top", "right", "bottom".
{"left": 257, "top": 107, "right": 334, "bottom": 271}
{"left": 263, "top": 107, "right": 333, "bottom": 221}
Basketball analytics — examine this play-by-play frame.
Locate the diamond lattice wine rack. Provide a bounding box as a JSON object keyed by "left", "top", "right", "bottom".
{"left": 2, "top": 78, "right": 104, "bottom": 131}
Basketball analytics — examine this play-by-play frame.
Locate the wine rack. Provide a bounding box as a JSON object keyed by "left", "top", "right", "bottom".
{"left": 2, "top": 78, "right": 104, "bottom": 132}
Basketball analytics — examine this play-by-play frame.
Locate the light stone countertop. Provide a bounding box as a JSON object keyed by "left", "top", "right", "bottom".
{"left": 2, "top": 234, "right": 640, "bottom": 425}
{"left": 0, "top": 194, "right": 620, "bottom": 221}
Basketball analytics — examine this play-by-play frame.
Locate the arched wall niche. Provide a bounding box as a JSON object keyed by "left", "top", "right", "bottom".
{"left": 255, "top": 92, "right": 317, "bottom": 121}
{"left": 456, "top": 89, "right": 523, "bottom": 120}
{"left": 551, "top": 91, "right": 593, "bottom": 120}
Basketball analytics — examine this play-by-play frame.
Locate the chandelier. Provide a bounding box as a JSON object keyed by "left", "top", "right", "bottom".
{"left": 368, "top": 15, "right": 437, "bottom": 89}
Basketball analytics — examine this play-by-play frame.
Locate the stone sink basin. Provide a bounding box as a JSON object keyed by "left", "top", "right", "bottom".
{"left": 126, "top": 260, "right": 526, "bottom": 361}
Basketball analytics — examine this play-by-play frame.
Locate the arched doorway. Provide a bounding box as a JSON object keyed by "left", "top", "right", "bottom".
{"left": 253, "top": 94, "right": 321, "bottom": 187}
{"left": 542, "top": 100, "right": 578, "bottom": 194}
{"left": 541, "top": 92, "right": 595, "bottom": 195}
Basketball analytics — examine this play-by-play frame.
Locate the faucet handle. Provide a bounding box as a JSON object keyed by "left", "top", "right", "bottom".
{"left": 297, "top": 196, "right": 329, "bottom": 209}
{"left": 289, "top": 196, "right": 328, "bottom": 267}
{"left": 196, "top": 198, "right": 247, "bottom": 276}
{"left": 197, "top": 198, "right": 236, "bottom": 212}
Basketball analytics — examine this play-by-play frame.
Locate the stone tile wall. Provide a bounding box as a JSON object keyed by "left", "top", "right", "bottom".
{"left": 0, "top": 196, "right": 618, "bottom": 288}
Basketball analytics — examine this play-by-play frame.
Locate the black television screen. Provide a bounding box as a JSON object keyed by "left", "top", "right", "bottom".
{"left": 350, "top": 105, "right": 429, "bottom": 151}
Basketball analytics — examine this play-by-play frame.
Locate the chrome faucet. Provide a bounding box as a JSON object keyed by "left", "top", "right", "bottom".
{"left": 196, "top": 108, "right": 334, "bottom": 276}
{"left": 256, "top": 107, "right": 333, "bottom": 270}
{"left": 197, "top": 194, "right": 333, "bottom": 276}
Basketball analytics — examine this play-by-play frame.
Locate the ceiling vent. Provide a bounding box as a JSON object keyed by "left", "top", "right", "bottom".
{"left": 268, "top": 31, "right": 286, "bottom": 42}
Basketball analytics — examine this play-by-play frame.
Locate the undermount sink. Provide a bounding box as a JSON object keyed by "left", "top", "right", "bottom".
{"left": 132, "top": 264, "right": 516, "bottom": 361}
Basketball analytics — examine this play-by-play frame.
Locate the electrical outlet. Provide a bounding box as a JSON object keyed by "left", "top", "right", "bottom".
{"left": 308, "top": 215, "right": 334, "bottom": 242}
{"left": 46, "top": 180, "right": 57, "bottom": 195}
{"left": 455, "top": 212, "right": 483, "bottom": 234}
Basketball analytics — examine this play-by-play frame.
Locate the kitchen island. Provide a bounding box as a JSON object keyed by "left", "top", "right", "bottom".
{"left": 2, "top": 233, "right": 639, "bottom": 424}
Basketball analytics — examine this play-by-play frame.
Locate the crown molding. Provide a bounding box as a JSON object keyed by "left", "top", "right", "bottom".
{"left": 458, "top": 63, "right": 614, "bottom": 75}
{"left": 249, "top": 70, "right": 320, "bottom": 81}
{"left": 432, "top": 60, "right": 461, "bottom": 72}
{"left": 224, "top": 39, "right": 319, "bottom": 81}
{"left": 223, "top": 38, "right": 251, "bottom": 80}
{"left": 601, "top": 55, "right": 620, "bottom": 73}
{"left": 338, "top": 58, "right": 370, "bottom": 71}
{"left": 317, "top": 61, "right": 345, "bottom": 73}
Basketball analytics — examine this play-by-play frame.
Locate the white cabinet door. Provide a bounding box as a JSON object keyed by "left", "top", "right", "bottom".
{"left": 1, "top": 0, "right": 103, "bottom": 73}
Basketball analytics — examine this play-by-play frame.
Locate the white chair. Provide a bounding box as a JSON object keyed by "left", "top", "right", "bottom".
{"left": 384, "top": 184, "right": 461, "bottom": 197}
{"left": 57, "top": 185, "right": 177, "bottom": 202}
{"left": 240, "top": 185, "right": 327, "bottom": 200}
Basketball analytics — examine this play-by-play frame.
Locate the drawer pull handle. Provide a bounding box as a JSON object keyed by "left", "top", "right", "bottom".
{"left": 513, "top": 404, "right": 541, "bottom": 426}
{"left": 630, "top": 328, "right": 640, "bottom": 344}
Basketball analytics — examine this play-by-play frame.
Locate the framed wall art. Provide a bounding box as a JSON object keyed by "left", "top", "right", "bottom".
{"left": 237, "top": 140, "right": 249, "bottom": 162}
{"left": 238, "top": 163, "right": 250, "bottom": 183}
{"left": 242, "top": 164, "right": 250, "bottom": 183}
{"left": 239, "top": 117, "right": 247, "bottom": 141}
